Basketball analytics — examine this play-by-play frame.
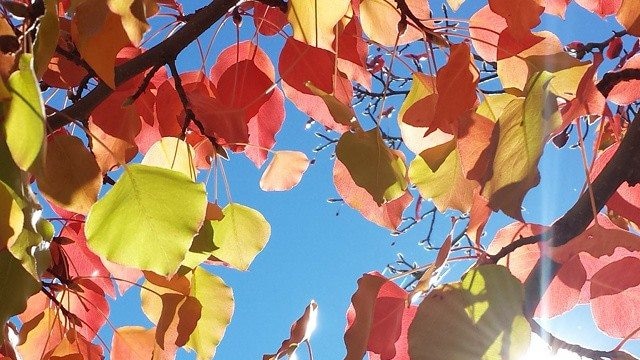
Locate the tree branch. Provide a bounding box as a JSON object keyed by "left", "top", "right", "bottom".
{"left": 46, "top": 0, "right": 238, "bottom": 131}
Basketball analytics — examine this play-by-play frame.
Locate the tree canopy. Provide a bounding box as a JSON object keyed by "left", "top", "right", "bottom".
{"left": 2, "top": 0, "right": 640, "bottom": 359}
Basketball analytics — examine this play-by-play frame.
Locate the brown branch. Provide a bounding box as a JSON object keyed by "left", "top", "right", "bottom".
{"left": 597, "top": 68, "right": 640, "bottom": 98}
{"left": 529, "top": 319, "right": 621, "bottom": 359}
{"left": 46, "top": 0, "right": 238, "bottom": 132}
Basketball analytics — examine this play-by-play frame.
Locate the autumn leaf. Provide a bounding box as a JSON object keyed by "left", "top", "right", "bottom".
{"left": 336, "top": 129, "right": 408, "bottom": 206}
{"left": 333, "top": 159, "right": 412, "bottom": 231}
{"left": 344, "top": 272, "right": 410, "bottom": 360}
{"left": 111, "top": 326, "right": 174, "bottom": 360}
{"left": 0, "top": 181, "right": 23, "bottom": 251}
{"left": 210, "top": 203, "right": 270, "bottom": 271}
{"left": 407, "top": 234, "right": 452, "bottom": 301}
{"left": 141, "top": 137, "right": 197, "bottom": 180}
{"left": 259, "top": 151, "right": 310, "bottom": 191}
{"left": 35, "top": 134, "right": 102, "bottom": 215}
{"left": 16, "top": 308, "right": 65, "bottom": 360}
{"left": 33, "top": 0, "right": 60, "bottom": 78}
{"left": 616, "top": 0, "right": 640, "bottom": 36}
{"left": 408, "top": 265, "right": 531, "bottom": 360}
{"left": 576, "top": 0, "right": 622, "bottom": 17}
{"left": 359, "top": 0, "right": 432, "bottom": 47}
{"left": 287, "top": 0, "right": 349, "bottom": 49}
{"left": 0, "top": 250, "right": 40, "bottom": 324}
{"left": 3, "top": 54, "right": 46, "bottom": 171}
{"left": 184, "top": 267, "right": 234, "bottom": 360}
{"left": 264, "top": 300, "right": 318, "bottom": 360}
{"left": 409, "top": 146, "right": 478, "bottom": 213}
{"left": 71, "top": 0, "right": 158, "bottom": 87}
{"left": 85, "top": 164, "right": 207, "bottom": 276}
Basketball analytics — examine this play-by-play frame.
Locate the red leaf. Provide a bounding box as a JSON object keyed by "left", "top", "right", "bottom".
{"left": 335, "top": 17, "right": 371, "bottom": 90}
{"left": 264, "top": 300, "right": 318, "bottom": 359}
{"left": 605, "top": 54, "right": 640, "bottom": 105}
{"left": 486, "top": 222, "right": 547, "bottom": 282}
{"left": 344, "top": 273, "right": 408, "bottom": 360}
{"left": 279, "top": 37, "right": 335, "bottom": 95}
{"left": 591, "top": 143, "right": 640, "bottom": 226}
{"left": 245, "top": 87, "right": 285, "bottom": 167}
{"left": 216, "top": 59, "right": 273, "bottom": 119}
{"left": 252, "top": 2, "right": 287, "bottom": 36}
{"left": 367, "top": 307, "right": 416, "bottom": 360}
{"left": 52, "top": 222, "right": 115, "bottom": 298}
{"left": 333, "top": 159, "right": 412, "bottom": 231}
{"left": 211, "top": 41, "right": 275, "bottom": 83}
{"left": 575, "top": 0, "right": 622, "bottom": 17}
{"left": 591, "top": 257, "right": 640, "bottom": 298}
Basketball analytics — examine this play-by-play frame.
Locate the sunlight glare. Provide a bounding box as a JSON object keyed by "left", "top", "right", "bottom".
{"left": 521, "top": 334, "right": 583, "bottom": 360}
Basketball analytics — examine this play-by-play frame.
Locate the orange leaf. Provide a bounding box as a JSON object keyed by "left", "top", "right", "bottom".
{"left": 358, "top": 0, "right": 431, "bottom": 47}
{"left": 333, "top": 158, "right": 412, "bottom": 231}
{"left": 35, "top": 134, "right": 102, "bottom": 215}
{"left": 606, "top": 55, "right": 640, "bottom": 105}
{"left": 575, "top": 0, "right": 622, "bottom": 17}
{"left": 111, "top": 326, "right": 174, "bottom": 360}
{"left": 260, "top": 151, "right": 310, "bottom": 191}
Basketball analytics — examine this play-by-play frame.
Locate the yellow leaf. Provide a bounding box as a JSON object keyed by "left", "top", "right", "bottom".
{"left": 35, "top": 134, "right": 102, "bottom": 215}
{"left": 71, "top": 0, "right": 157, "bottom": 88}
{"left": 447, "top": 0, "right": 465, "bottom": 11}
{"left": 259, "top": 150, "right": 310, "bottom": 191}
{"left": 336, "top": 129, "right": 408, "bottom": 206}
{"left": 142, "top": 137, "right": 197, "bottom": 181}
{"left": 287, "top": 0, "right": 350, "bottom": 50}
{"left": 359, "top": 0, "right": 432, "bottom": 46}
{"left": 33, "top": 0, "right": 60, "bottom": 78}
{"left": 306, "top": 81, "right": 357, "bottom": 128}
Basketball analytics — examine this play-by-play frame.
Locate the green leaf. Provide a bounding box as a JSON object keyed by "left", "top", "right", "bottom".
{"left": 3, "top": 54, "right": 46, "bottom": 171}
{"left": 336, "top": 129, "right": 407, "bottom": 206}
{"left": 86, "top": 164, "right": 207, "bottom": 276}
{"left": 0, "top": 249, "right": 41, "bottom": 324}
{"left": 481, "top": 72, "right": 559, "bottom": 219}
{"left": 33, "top": 0, "right": 60, "bottom": 78}
{"left": 409, "top": 265, "right": 531, "bottom": 360}
{"left": 185, "top": 267, "right": 234, "bottom": 360}
{"left": 0, "top": 181, "right": 23, "bottom": 250}
{"left": 9, "top": 228, "right": 48, "bottom": 279}
{"left": 210, "top": 203, "right": 270, "bottom": 271}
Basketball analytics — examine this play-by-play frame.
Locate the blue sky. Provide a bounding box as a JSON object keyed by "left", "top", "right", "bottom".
{"left": 58, "top": 1, "right": 640, "bottom": 359}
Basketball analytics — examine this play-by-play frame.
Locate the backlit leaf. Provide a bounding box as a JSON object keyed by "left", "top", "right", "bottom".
{"left": 185, "top": 267, "right": 234, "bottom": 360}
{"left": 576, "top": 0, "right": 622, "bottom": 17}
{"left": 0, "top": 250, "right": 40, "bottom": 324}
{"left": 333, "top": 159, "right": 412, "bottom": 231}
{"left": 4, "top": 54, "right": 46, "bottom": 171}
{"left": 141, "top": 137, "right": 197, "bottom": 181}
{"left": 85, "top": 164, "right": 207, "bottom": 276}
{"left": 35, "top": 134, "right": 102, "bottom": 215}
{"left": 359, "top": 0, "right": 432, "bottom": 46}
{"left": 0, "top": 181, "right": 22, "bottom": 251}
{"left": 71, "top": 0, "right": 157, "bottom": 87}
{"left": 408, "top": 265, "right": 531, "bottom": 360}
{"left": 33, "top": 0, "right": 60, "bottom": 78}
{"left": 111, "top": 326, "right": 173, "bottom": 360}
{"left": 336, "top": 129, "right": 407, "bottom": 206}
{"left": 616, "top": 0, "right": 640, "bottom": 35}
{"left": 260, "top": 151, "right": 310, "bottom": 191}
{"left": 287, "top": 0, "right": 349, "bottom": 49}
{"left": 409, "top": 146, "right": 478, "bottom": 213}
{"left": 210, "top": 203, "right": 270, "bottom": 271}
{"left": 264, "top": 300, "right": 317, "bottom": 360}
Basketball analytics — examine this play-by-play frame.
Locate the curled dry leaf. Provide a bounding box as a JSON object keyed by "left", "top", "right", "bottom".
{"left": 259, "top": 151, "right": 310, "bottom": 191}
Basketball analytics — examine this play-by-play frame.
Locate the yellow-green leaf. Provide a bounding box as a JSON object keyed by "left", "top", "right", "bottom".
{"left": 35, "top": 134, "right": 102, "bottom": 215}
{"left": 210, "top": 203, "right": 270, "bottom": 271}
{"left": 482, "top": 72, "right": 559, "bottom": 219}
{"left": 0, "top": 249, "right": 41, "bottom": 324}
{"left": 306, "top": 81, "right": 357, "bottom": 127}
{"left": 33, "top": 0, "right": 60, "bottom": 78}
{"left": 142, "top": 137, "right": 197, "bottom": 181}
{"left": 336, "top": 129, "right": 407, "bottom": 206}
{"left": 86, "top": 164, "right": 207, "bottom": 276}
{"left": 0, "top": 181, "right": 23, "bottom": 251}
{"left": 408, "top": 265, "right": 531, "bottom": 360}
{"left": 181, "top": 221, "right": 216, "bottom": 270}
{"left": 3, "top": 54, "right": 46, "bottom": 171}
{"left": 409, "top": 146, "right": 478, "bottom": 213}
{"left": 185, "top": 267, "right": 234, "bottom": 360}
